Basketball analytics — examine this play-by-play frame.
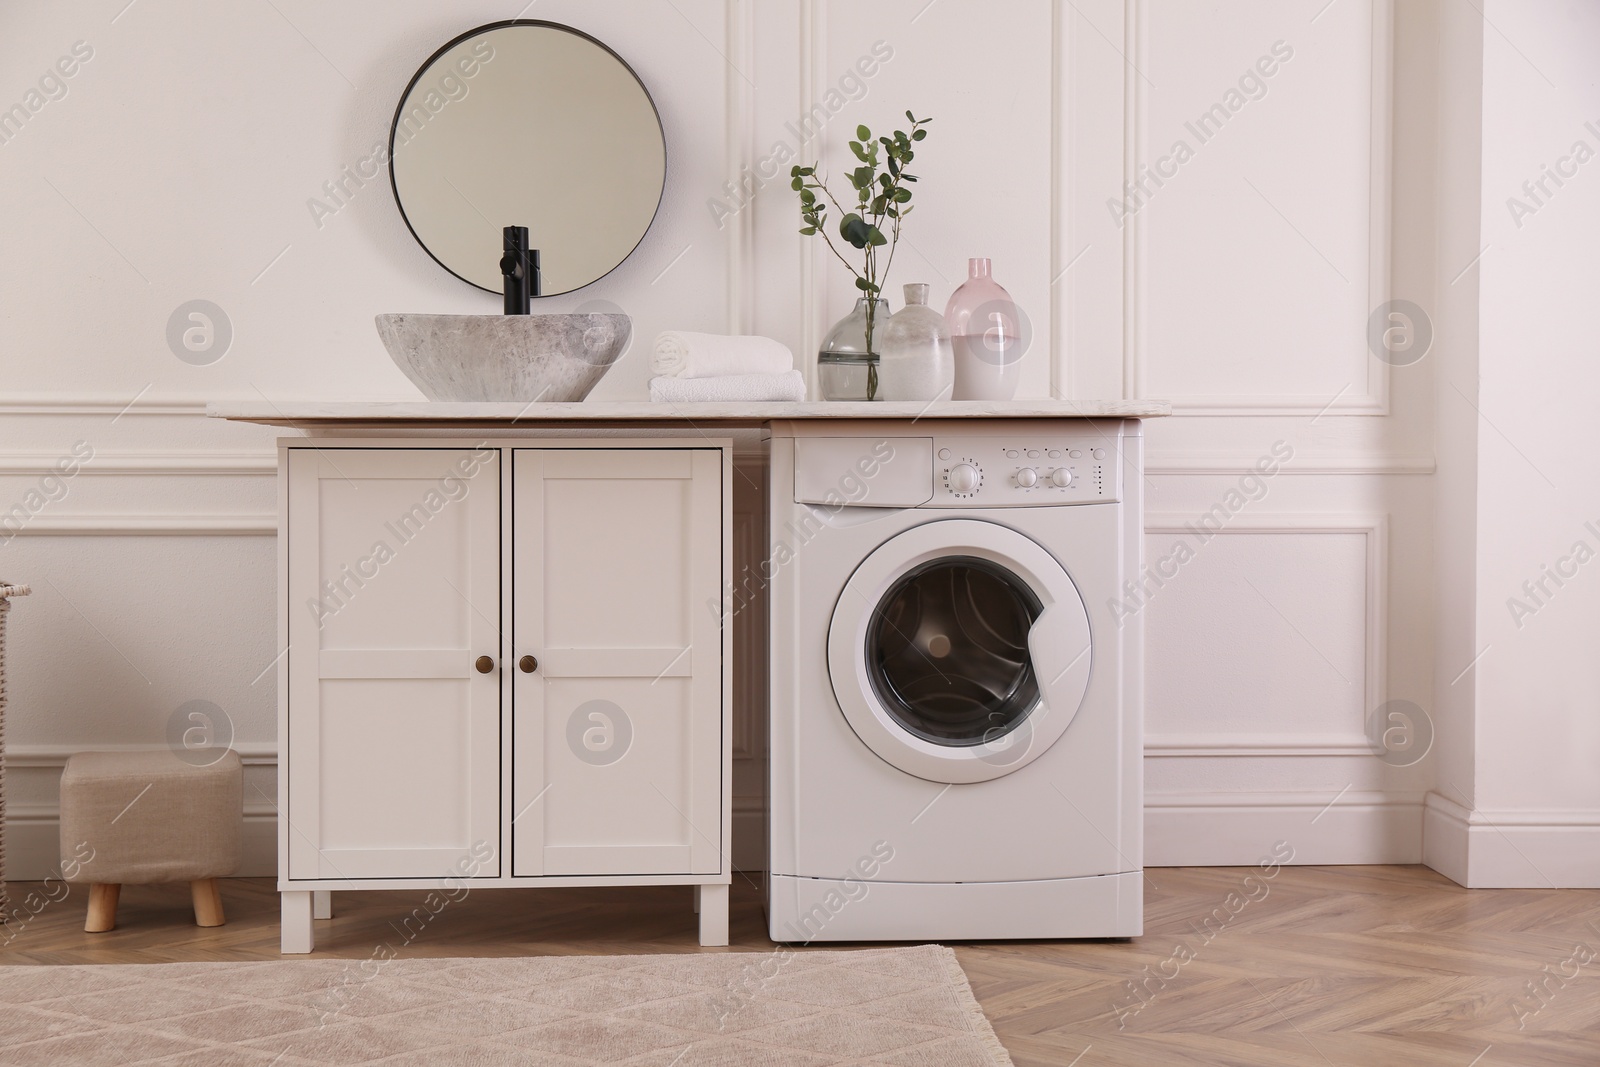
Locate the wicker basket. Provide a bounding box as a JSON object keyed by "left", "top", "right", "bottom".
{"left": 0, "top": 581, "right": 29, "bottom": 919}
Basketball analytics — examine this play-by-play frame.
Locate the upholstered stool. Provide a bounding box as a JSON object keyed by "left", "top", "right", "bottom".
{"left": 58, "top": 749, "right": 242, "bottom": 932}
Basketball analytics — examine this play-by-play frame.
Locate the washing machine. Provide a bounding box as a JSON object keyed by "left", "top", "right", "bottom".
{"left": 766, "top": 418, "right": 1143, "bottom": 942}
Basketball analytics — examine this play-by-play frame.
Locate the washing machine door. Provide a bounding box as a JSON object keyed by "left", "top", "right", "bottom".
{"left": 828, "top": 518, "right": 1093, "bottom": 784}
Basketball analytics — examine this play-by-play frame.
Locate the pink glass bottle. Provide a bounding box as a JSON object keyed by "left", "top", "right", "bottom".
{"left": 944, "top": 258, "right": 1023, "bottom": 401}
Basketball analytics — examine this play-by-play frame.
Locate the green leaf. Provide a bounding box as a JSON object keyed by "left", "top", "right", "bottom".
{"left": 867, "top": 225, "right": 888, "bottom": 247}
{"left": 799, "top": 226, "right": 817, "bottom": 235}
{"left": 840, "top": 213, "right": 874, "bottom": 248}
{"left": 800, "top": 189, "right": 815, "bottom": 204}
{"left": 850, "top": 141, "right": 867, "bottom": 162}
{"left": 905, "top": 109, "right": 915, "bottom": 122}
{"left": 894, "top": 187, "right": 912, "bottom": 202}
{"left": 912, "top": 129, "right": 927, "bottom": 140}
{"left": 857, "top": 124, "right": 871, "bottom": 140}
{"left": 902, "top": 174, "right": 918, "bottom": 182}
{"left": 791, "top": 176, "right": 803, "bottom": 191}
{"left": 887, "top": 155, "right": 900, "bottom": 177}
{"left": 870, "top": 194, "right": 886, "bottom": 214}
{"left": 855, "top": 276, "right": 872, "bottom": 291}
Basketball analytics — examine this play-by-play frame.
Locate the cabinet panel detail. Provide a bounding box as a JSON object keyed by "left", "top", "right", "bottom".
{"left": 512, "top": 449, "right": 723, "bottom": 878}
{"left": 286, "top": 448, "right": 501, "bottom": 880}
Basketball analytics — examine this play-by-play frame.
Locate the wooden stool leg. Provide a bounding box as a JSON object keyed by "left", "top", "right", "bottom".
{"left": 191, "top": 878, "right": 225, "bottom": 928}
{"left": 85, "top": 883, "right": 120, "bottom": 933}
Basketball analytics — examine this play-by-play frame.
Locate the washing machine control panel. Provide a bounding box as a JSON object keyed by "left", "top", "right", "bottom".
{"left": 932, "top": 437, "right": 1116, "bottom": 506}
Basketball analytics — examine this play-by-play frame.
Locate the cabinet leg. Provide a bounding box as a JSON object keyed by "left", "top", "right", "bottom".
{"left": 697, "top": 883, "right": 729, "bottom": 947}
{"left": 281, "top": 891, "right": 315, "bottom": 954}
{"left": 313, "top": 890, "right": 333, "bottom": 920}
{"left": 692, "top": 885, "right": 700, "bottom": 913}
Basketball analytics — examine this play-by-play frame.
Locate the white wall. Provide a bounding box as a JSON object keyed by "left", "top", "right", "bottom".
{"left": 1, "top": 0, "right": 1543, "bottom": 879}
{"left": 1425, "top": 0, "right": 1600, "bottom": 887}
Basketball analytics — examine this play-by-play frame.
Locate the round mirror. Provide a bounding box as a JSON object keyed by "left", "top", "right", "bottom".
{"left": 388, "top": 20, "right": 666, "bottom": 297}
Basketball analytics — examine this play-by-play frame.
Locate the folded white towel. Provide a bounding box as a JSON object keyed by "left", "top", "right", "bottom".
{"left": 651, "top": 331, "right": 794, "bottom": 378}
{"left": 649, "top": 370, "right": 807, "bottom": 404}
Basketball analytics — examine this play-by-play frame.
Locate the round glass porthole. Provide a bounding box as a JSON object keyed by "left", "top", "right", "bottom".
{"left": 865, "top": 556, "right": 1043, "bottom": 747}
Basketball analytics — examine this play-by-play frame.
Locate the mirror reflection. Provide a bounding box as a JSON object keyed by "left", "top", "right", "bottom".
{"left": 389, "top": 20, "right": 667, "bottom": 297}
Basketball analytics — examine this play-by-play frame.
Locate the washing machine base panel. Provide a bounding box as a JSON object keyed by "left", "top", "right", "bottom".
{"left": 767, "top": 871, "right": 1143, "bottom": 942}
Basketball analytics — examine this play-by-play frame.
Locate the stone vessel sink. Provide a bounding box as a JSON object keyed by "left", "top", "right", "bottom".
{"left": 375, "top": 313, "right": 631, "bottom": 402}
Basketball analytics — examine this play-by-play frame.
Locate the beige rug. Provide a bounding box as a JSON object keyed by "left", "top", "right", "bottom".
{"left": 0, "top": 944, "right": 1012, "bottom": 1065}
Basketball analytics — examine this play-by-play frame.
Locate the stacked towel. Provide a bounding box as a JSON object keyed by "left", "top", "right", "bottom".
{"left": 650, "top": 370, "right": 806, "bottom": 403}
{"left": 651, "top": 332, "right": 794, "bottom": 378}
{"left": 648, "top": 331, "right": 803, "bottom": 402}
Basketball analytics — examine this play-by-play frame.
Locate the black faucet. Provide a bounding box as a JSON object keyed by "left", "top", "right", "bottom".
{"left": 500, "top": 227, "right": 541, "bottom": 314}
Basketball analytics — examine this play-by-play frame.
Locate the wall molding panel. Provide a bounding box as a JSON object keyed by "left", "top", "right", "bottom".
{"left": 1145, "top": 448, "right": 1434, "bottom": 475}
{"left": 5, "top": 743, "right": 277, "bottom": 768}
{"left": 1143, "top": 512, "right": 1389, "bottom": 757}
{"left": 0, "top": 451, "right": 275, "bottom": 476}
{"left": 1124, "top": 0, "right": 1395, "bottom": 416}
{"left": 1, "top": 513, "right": 277, "bottom": 536}
{"left": 0, "top": 397, "right": 210, "bottom": 416}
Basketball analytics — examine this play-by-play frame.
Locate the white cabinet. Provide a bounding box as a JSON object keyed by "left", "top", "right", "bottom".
{"left": 286, "top": 448, "right": 502, "bottom": 880}
{"left": 277, "top": 439, "right": 730, "bottom": 951}
{"left": 511, "top": 449, "right": 724, "bottom": 878}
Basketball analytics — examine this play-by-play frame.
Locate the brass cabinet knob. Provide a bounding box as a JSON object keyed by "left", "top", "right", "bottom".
{"left": 519, "top": 655, "right": 538, "bottom": 674}
{"left": 474, "top": 655, "right": 495, "bottom": 674}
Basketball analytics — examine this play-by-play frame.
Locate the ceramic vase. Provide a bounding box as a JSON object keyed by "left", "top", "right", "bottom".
{"left": 878, "top": 284, "right": 954, "bottom": 402}
{"left": 817, "top": 297, "right": 890, "bottom": 401}
{"left": 945, "top": 258, "right": 1023, "bottom": 401}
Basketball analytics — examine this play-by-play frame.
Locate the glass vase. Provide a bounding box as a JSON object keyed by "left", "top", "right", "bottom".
{"left": 945, "top": 258, "right": 1023, "bottom": 401}
{"left": 878, "top": 283, "right": 953, "bottom": 402}
{"left": 818, "top": 297, "right": 890, "bottom": 401}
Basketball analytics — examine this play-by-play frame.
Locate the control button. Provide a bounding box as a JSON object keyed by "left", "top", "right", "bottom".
{"left": 1093, "top": 448, "right": 1106, "bottom": 460}
{"left": 937, "top": 448, "right": 951, "bottom": 461}
{"left": 1050, "top": 468, "right": 1073, "bottom": 488}
{"left": 1027, "top": 449, "right": 1040, "bottom": 459}
{"left": 1048, "top": 449, "right": 1061, "bottom": 459}
{"left": 948, "top": 462, "right": 981, "bottom": 494}
{"left": 1015, "top": 467, "right": 1039, "bottom": 488}
{"left": 1006, "top": 449, "right": 1019, "bottom": 459}
{"left": 1070, "top": 449, "right": 1082, "bottom": 459}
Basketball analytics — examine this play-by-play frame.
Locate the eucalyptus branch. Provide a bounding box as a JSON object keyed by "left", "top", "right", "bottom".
{"left": 791, "top": 112, "right": 932, "bottom": 399}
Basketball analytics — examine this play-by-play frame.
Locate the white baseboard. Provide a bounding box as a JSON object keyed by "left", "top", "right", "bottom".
{"left": 1145, "top": 790, "right": 1425, "bottom": 866}
{"left": 9, "top": 781, "right": 1589, "bottom": 886}
{"left": 1422, "top": 792, "right": 1600, "bottom": 888}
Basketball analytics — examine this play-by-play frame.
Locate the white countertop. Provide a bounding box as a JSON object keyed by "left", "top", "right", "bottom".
{"left": 207, "top": 399, "right": 1169, "bottom": 425}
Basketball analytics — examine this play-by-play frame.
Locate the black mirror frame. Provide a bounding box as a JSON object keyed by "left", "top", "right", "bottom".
{"left": 387, "top": 19, "right": 668, "bottom": 297}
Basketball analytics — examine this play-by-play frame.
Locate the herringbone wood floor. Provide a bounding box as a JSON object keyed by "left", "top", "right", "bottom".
{"left": 2, "top": 866, "right": 1596, "bottom": 1066}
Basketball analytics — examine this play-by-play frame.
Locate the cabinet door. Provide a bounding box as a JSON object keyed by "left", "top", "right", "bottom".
{"left": 286, "top": 448, "right": 500, "bottom": 880}
{"left": 512, "top": 449, "right": 722, "bottom": 877}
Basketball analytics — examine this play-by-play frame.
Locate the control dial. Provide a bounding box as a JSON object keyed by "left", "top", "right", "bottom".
{"left": 1050, "top": 467, "right": 1073, "bottom": 488}
{"left": 947, "top": 462, "right": 981, "bottom": 494}
{"left": 1015, "top": 467, "right": 1039, "bottom": 488}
